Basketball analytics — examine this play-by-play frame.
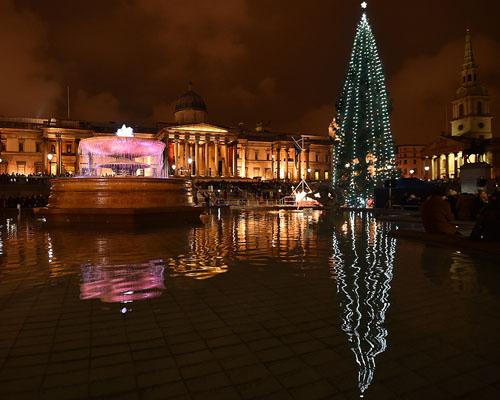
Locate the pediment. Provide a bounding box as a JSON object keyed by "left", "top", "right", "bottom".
{"left": 168, "top": 123, "right": 228, "bottom": 134}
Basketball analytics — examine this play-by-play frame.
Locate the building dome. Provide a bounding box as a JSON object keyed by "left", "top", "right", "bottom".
{"left": 175, "top": 90, "right": 207, "bottom": 113}
{"left": 174, "top": 83, "right": 208, "bottom": 124}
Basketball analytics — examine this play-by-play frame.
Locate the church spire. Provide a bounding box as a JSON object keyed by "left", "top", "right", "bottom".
{"left": 460, "top": 29, "right": 480, "bottom": 88}
{"left": 451, "top": 29, "right": 492, "bottom": 139}
{"left": 463, "top": 29, "right": 476, "bottom": 69}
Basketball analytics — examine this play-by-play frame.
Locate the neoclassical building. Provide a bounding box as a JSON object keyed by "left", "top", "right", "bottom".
{"left": 0, "top": 86, "right": 332, "bottom": 181}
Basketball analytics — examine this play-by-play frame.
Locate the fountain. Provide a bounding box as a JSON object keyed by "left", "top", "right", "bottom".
{"left": 35, "top": 125, "right": 202, "bottom": 224}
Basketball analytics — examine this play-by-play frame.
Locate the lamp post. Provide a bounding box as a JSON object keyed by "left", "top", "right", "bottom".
{"left": 424, "top": 165, "right": 430, "bottom": 180}
{"left": 47, "top": 153, "right": 54, "bottom": 175}
{"left": 409, "top": 169, "right": 415, "bottom": 178}
{"left": 188, "top": 158, "right": 193, "bottom": 176}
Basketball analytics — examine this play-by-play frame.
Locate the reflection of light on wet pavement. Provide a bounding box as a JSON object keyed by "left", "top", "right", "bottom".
{"left": 80, "top": 259, "right": 165, "bottom": 303}
{"left": 1, "top": 210, "right": 500, "bottom": 399}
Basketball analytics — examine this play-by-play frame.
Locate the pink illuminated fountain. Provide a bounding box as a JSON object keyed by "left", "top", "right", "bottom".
{"left": 79, "top": 125, "right": 166, "bottom": 177}
{"left": 35, "top": 125, "right": 202, "bottom": 224}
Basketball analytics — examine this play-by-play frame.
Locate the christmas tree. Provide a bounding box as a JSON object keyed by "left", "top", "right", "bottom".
{"left": 333, "top": 2, "right": 396, "bottom": 207}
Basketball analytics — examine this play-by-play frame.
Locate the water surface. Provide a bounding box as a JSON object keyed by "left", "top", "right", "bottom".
{"left": 0, "top": 210, "right": 499, "bottom": 399}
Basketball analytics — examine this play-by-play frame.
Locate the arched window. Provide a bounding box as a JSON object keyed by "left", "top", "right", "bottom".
{"left": 459, "top": 104, "right": 464, "bottom": 117}
{"left": 477, "top": 101, "right": 483, "bottom": 115}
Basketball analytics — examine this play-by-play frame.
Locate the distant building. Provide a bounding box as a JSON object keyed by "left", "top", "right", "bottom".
{"left": 420, "top": 30, "right": 499, "bottom": 180}
{"left": 0, "top": 85, "right": 332, "bottom": 181}
{"left": 396, "top": 144, "right": 427, "bottom": 179}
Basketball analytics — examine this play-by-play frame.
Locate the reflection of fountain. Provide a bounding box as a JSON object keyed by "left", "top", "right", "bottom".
{"left": 330, "top": 213, "right": 395, "bottom": 396}
{"left": 80, "top": 260, "right": 165, "bottom": 303}
{"left": 35, "top": 125, "right": 202, "bottom": 224}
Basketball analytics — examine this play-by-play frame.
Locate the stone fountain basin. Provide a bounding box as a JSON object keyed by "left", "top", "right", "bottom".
{"left": 34, "top": 176, "right": 203, "bottom": 224}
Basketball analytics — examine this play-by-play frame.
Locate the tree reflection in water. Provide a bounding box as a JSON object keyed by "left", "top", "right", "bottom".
{"left": 330, "top": 213, "right": 396, "bottom": 396}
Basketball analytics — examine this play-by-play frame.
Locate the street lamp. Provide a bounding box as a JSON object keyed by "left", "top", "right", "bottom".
{"left": 409, "top": 169, "right": 415, "bottom": 177}
{"left": 188, "top": 158, "right": 193, "bottom": 176}
{"left": 424, "top": 165, "right": 430, "bottom": 181}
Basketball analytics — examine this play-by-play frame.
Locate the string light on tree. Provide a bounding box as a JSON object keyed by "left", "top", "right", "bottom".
{"left": 332, "top": 2, "right": 396, "bottom": 207}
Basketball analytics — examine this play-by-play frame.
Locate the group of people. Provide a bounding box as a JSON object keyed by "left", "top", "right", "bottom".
{"left": 421, "top": 187, "right": 500, "bottom": 241}
{"left": 0, "top": 172, "right": 72, "bottom": 184}
{"left": 193, "top": 181, "right": 294, "bottom": 207}
{"left": 0, "top": 195, "right": 48, "bottom": 209}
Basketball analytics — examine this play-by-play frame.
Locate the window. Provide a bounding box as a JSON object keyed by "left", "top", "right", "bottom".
{"left": 477, "top": 102, "right": 483, "bottom": 115}
{"left": 50, "top": 144, "right": 56, "bottom": 153}
{"left": 459, "top": 104, "right": 464, "bottom": 117}
{"left": 324, "top": 171, "right": 329, "bottom": 180}
{"left": 404, "top": 160, "right": 407, "bottom": 165}
{"left": 19, "top": 142, "right": 24, "bottom": 152}
{"left": 468, "top": 74, "right": 472, "bottom": 81}
{"left": 413, "top": 159, "right": 417, "bottom": 164}
{"left": 316, "top": 154, "right": 319, "bottom": 162}
{"left": 36, "top": 143, "right": 41, "bottom": 153}
{"left": 66, "top": 144, "right": 72, "bottom": 153}
{"left": 255, "top": 152, "right": 258, "bottom": 161}
{"left": 266, "top": 153, "right": 270, "bottom": 161}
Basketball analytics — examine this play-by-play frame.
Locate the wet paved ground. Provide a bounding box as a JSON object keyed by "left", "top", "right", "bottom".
{"left": 0, "top": 210, "right": 499, "bottom": 399}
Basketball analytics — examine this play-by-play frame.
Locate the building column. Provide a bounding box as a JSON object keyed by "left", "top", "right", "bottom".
{"left": 174, "top": 138, "right": 179, "bottom": 176}
{"left": 194, "top": 138, "right": 199, "bottom": 177}
{"left": 224, "top": 142, "right": 230, "bottom": 176}
{"left": 232, "top": 143, "right": 237, "bottom": 177}
{"left": 305, "top": 146, "right": 310, "bottom": 179}
{"left": 204, "top": 140, "right": 209, "bottom": 177}
{"left": 75, "top": 139, "right": 80, "bottom": 175}
{"left": 43, "top": 138, "right": 49, "bottom": 174}
{"left": 453, "top": 153, "right": 458, "bottom": 179}
{"left": 285, "top": 147, "right": 289, "bottom": 181}
{"left": 184, "top": 137, "right": 189, "bottom": 176}
{"left": 276, "top": 145, "right": 281, "bottom": 181}
{"left": 241, "top": 144, "right": 247, "bottom": 178}
{"left": 56, "top": 133, "right": 62, "bottom": 175}
{"left": 297, "top": 148, "right": 302, "bottom": 181}
{"left": 214, "top": 140, "right": 219, "bottom": 176}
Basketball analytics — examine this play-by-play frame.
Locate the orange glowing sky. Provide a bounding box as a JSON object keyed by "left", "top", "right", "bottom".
{"left": 1, "top": 0, "right": 500, "bottom": 144}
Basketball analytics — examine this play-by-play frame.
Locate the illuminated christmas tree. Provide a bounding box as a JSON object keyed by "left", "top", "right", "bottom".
{"left": 333, "top": 2, "right": 396, "bottom": 207}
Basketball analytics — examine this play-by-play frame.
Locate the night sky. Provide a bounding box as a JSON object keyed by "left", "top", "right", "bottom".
{"left": 1, "top": 0, "right": 499, "bottom": 144}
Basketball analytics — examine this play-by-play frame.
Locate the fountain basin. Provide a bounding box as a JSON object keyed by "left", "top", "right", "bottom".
{"left": 35, "top": 177, "right": 203, "bottom": 225}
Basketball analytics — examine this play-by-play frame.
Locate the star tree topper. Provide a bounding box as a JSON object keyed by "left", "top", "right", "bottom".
{"left": 361, "top": 2, "right": 367, "bottom": 9}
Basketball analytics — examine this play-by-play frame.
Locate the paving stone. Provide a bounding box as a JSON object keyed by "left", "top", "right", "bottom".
{"left": 140, "top": 381, "right": 188, "bottom": 400}
{"left": 237, "top": 376, "right": 283, "bottom": 399}
{"left": 89, "top": 375, "right": 136, "bottom": 397}
{"left": 180, "top": 360, "right": 222, "bottom": 380}
{"left": 227, "top": 363, "right": 271, "bottom": 385}
{"left": 185, "top": 371, "right": 231, "bottom": 393}
{"left": 288, "top": 379, "right": 338, "bottom": 399}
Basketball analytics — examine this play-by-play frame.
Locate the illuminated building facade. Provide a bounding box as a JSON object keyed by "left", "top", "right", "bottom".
{"left": 396, "top": 144, "right": 427, "bottom": 179}
{"left": 0, "top": 86, "right": 332, "bottom": 181}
